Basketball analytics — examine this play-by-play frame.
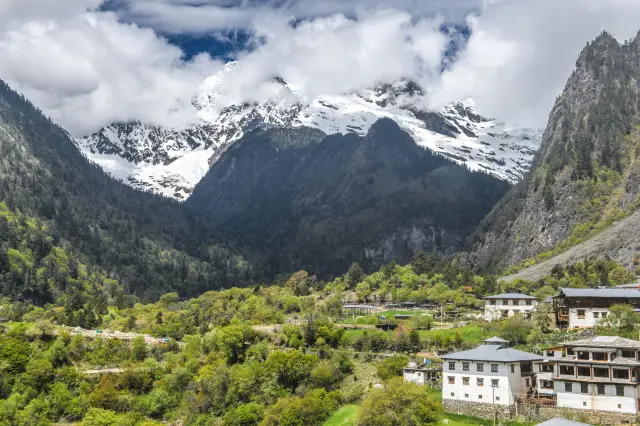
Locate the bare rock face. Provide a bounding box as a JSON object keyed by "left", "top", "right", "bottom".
{"left": 468, "top": 31, "right": 640, "bottom": 272}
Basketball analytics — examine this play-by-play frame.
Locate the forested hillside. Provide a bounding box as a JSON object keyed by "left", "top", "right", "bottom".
{"left": 0, "top": 80, "right": 252, "bottom": 302}
{"left": 469, "top": 31, "right": 640, "bottom": 272}
{"left": 187, "top": 119, "right": 510, "bottom": 278}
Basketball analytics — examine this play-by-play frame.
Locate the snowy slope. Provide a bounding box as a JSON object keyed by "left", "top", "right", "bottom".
{"left": 76, "top": 68, "right": 541, "bottom": 200}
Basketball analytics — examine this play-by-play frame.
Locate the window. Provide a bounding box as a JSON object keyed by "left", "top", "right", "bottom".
{"left": 465, "top": 394, "right": 469, "bottom": 398}
{"left": 566, "top": 348, "right": 575, "bottom": 356}
{"left": 602, "top": 312, "right": 607, "bottom": 318}
{"left": 502, "top": 311, "right": 509, "bottom": 318}
{"left": 581, "top": 383, "right": 588, "bottom": 394}
{"left": 478, "top": 395, "right": 483, "bottom": 400}
{"left": 463, "top": 377, "right": 470, "bottom": 386}
{"left": 451, "top": 392, "right": 455, "bottom": 397}
{"left": 546, "top": 350, "right": 554, "bottom": 357}
{"left": 525, "top": 378, "right": 530, "bottom": 387}
{"left": 577, "top": 310, "right": 586, "bottom": 319}
{"left": 583, "top": 402, "right": 587, "bottom": 407}
{"left": 541, "top": 380, "right": 554, "bottom": 389}
{"left": 593, "top": 352, "right": 607, "bottom": 361}
{"left": 577, "top": 351, "right": 589, "bottom": 360}
{"left": 463, "top": 363, "right": 469, "bottom": 371}
{"left": 622, "top": 350, "right": 636, "bottom": 359}
{"left": 510, "top": 364, "right": 515, "bottom": 373}
{"left": 449, "top": 362, "right": 456, "bottom": 370}
{"left": 593, "top": 367, "right": 609, "bottom": 378}
{"left": 526, "top": 300, "right": 532, "bottom": 306}
{"left": 565, "top": 383, "right": 573, "bottom": 392}
{"left": 491, "top": 379, "right": 499, "bottom": 388}
{"left": 540, "top": 364, "right": 553, "bottom": 373}
{"left": 613, "top": 369, "right": 630, "bottom": 380}
{"left": 448, "top": 376, "right": 455, "bottom": 385}
{"left": 491, "top": 364, "right": 499, "bottom": 373}
{"left": 477, "top": 378, "right": 484, "bottom": 387}
{"left": 597, "top": 384, "right": 605, "bottom": 395}
{"left": 617, "top": 386, "right": 625, "bottom": 397}
{"left": 559, "top": 365, "right": 575, "bottom": 375}
{"left": 593, "top": 312, "right": 599, "bottom": 319}
{"left": 577, "top": 367, "right": 590, "bottom": 377}
{"left": 477, "top": 363, "right": 484, "bottom": 372}
{"left": 490, "top": 300, "right": 496, "bottom": 305}
{"left": 618, "top": 404, "right": 622, "bottom": 409}
{"left": 495, "top": 396, "right": 500, "bottom": 401}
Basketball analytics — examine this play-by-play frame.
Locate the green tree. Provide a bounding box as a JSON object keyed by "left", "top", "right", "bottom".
{"left": 356, "top": 378, "right": 441, "bottom": 426}
{"left": 131, "top": 336, "right": 148, "bottom": 362}
{"left": 599, "top": 304, "right": 638, "bottom": 334}
{"left": 223, "top": 402, "right": 265, "bottom": 426}
{"left": 346, "top": 262, "right": 365, "bottom": 288}
{"left": 410, "top": 250, "right": 429, "bottom": 275}
{"left": 376, "top": 355, "right": 409, "bottom": 382}
{"left": 125, "top": 314, "right": 137, "bottom": 331}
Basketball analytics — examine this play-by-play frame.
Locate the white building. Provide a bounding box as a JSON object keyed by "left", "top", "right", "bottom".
{"left": 484, "top": 293, "right": 538, "bottom": 321}
{"left": 441, "top": 336, "right": 542, "bottom": 405}
{"left": 403, "top": 361, "right": 439, "bottom": 385}
{"left": 536, "top": 336, "right": 640, "bottom": 415}
{"left": 553, "top": 288, "right": 640, "bottom": 329}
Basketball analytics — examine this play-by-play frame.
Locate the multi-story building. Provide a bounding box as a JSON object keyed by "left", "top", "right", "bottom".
{"left": 484, "top": 293, "right": 538, "bottom": 321}
{"left": 553, "top": 288, "right": 640, "bottom": 329}
{"left": 441, "top": 337, "right": 542, "bottom": 405}
{"left": 536, "top": 336, "right": 640, "bottom": 414}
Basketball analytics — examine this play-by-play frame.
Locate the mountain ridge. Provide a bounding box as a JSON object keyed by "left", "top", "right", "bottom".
{"left": 76, "top": 66, "right": 541, "bottom": 200}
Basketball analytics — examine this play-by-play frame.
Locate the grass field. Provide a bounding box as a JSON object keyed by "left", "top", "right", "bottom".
{"left": 343, "top": 323, "right": 491, "bottom": 345}
{"left": 323, "top": 405, "right": 358, "bottom": 426}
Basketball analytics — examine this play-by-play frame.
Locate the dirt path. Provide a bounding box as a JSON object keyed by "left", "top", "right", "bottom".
{"left": 56, "top": 325, "right": 183, "bottom": 347}
{"left": 500, "top": 210, "right": 640, "bottom": 283}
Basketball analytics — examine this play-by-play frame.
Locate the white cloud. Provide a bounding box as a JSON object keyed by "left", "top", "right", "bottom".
{"left": 210, "top": 11, "right": 447, "bottom": 106}
{"left": 3, "top": 0, "right": 640, "bottom": 138}
{"left": 0, "top": 0, "right": 222, "bottom": 137}
{"left": 430, "top": 0, "right": 640, "bottom": 127}
{"left": 120, "top": 0, "right": 482, "bottom": 34}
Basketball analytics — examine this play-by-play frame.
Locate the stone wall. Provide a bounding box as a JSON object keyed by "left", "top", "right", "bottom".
{"left": 443, "top": 399, "right": 640, "bottom": 425}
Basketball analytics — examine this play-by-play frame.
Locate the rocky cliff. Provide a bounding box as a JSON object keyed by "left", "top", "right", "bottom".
{"left": 468, "top": 31, "right": 640, "bottom": 272}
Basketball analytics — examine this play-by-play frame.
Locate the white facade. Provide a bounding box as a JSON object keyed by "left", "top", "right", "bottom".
{"left": 484, "top": 296, "right": 538, "bottom": 322}
{"left": 562, "top": 307, "right": 608, "bottom": 329}
{"left": 535, "top": 336, "right": 640, "bottom": 415}
{"left": 555, "top": 381, "right": 639, "bottom": 414}
{"left": 442, "top": 359, "right": 536, "bottom": 405}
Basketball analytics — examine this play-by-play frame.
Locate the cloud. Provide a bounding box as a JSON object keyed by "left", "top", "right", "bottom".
{"left": 0, "top": 0, "right": 222, "bottom": 137}
{"left": 429, "top": 0, "right": 640, "bottom": 127}
{"left": 210, "top": 10, "right": 448, "bottom": 106}
{"left": 119, "top": 0, "right": 482, "bottom": 34}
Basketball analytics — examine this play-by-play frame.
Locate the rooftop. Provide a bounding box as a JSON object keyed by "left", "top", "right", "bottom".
{"left": 561, "top": 335, "right": 640, "bottom": 349}
{"left": 536, "top": 418, "right": 591, "bottom": 426}
{"left": 484, "top": 293, "right": 538, "bottom": 300}
{"left": 341, "top": 304, "right": 377, "bottom": 309}
{"left": 441, "top": 338, "right": 542, "bottom": 362}
{"left": 556, "top": 287, "right": 640, "bottom": 299}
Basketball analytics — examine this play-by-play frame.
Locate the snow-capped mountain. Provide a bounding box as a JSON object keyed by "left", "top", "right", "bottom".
{"left": 76, "top": 68, "right": 542, "bottom": 200}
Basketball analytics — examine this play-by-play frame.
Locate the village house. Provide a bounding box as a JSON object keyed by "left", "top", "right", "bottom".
{"left": 536, "top": 336, "right": 640, "bottom": 414}
{"left": 403, "top": 361, "right": 440, "bottom": 385}
{"left": 440, "top": 337, "right": 542, "bottom": 406}
{"left": 483, "top": 293, "right": 538, "bottom": 321}
{"left": 553, "top": 288, "right": 640, "bottom": 329}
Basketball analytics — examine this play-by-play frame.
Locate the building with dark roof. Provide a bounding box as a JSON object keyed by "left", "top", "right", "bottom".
{"left": 484, "top": 292, "right": 538, "bottom": 321}
{"left": 441, "top": 337, "right": 542, "bottom": 406}
{"left": 553, "top": 287, "right": 640, "bottom": 329}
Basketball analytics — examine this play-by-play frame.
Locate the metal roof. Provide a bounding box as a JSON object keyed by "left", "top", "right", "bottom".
{"left": 484, "top": 293, "right": 538, "bottom": 299}
{"left": 537, "top": 418, "right": 592, "bottom": 426}
{"left": 484, "top": 336, "right": 510, "bottom": 343}
{"left": 440, "top": 343, "right": 543, "bottom": 362}
{"left": 341, "top": 304, "right": 377, "bottom": 309}
{"left": 556, "top": 287, "right": 640, "bottom": 298}
{"left": 616, "top": 283, "right": 640, "bottom": 289}
{"left": 561, "top": 335, "right": 640, "bottom": 349}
